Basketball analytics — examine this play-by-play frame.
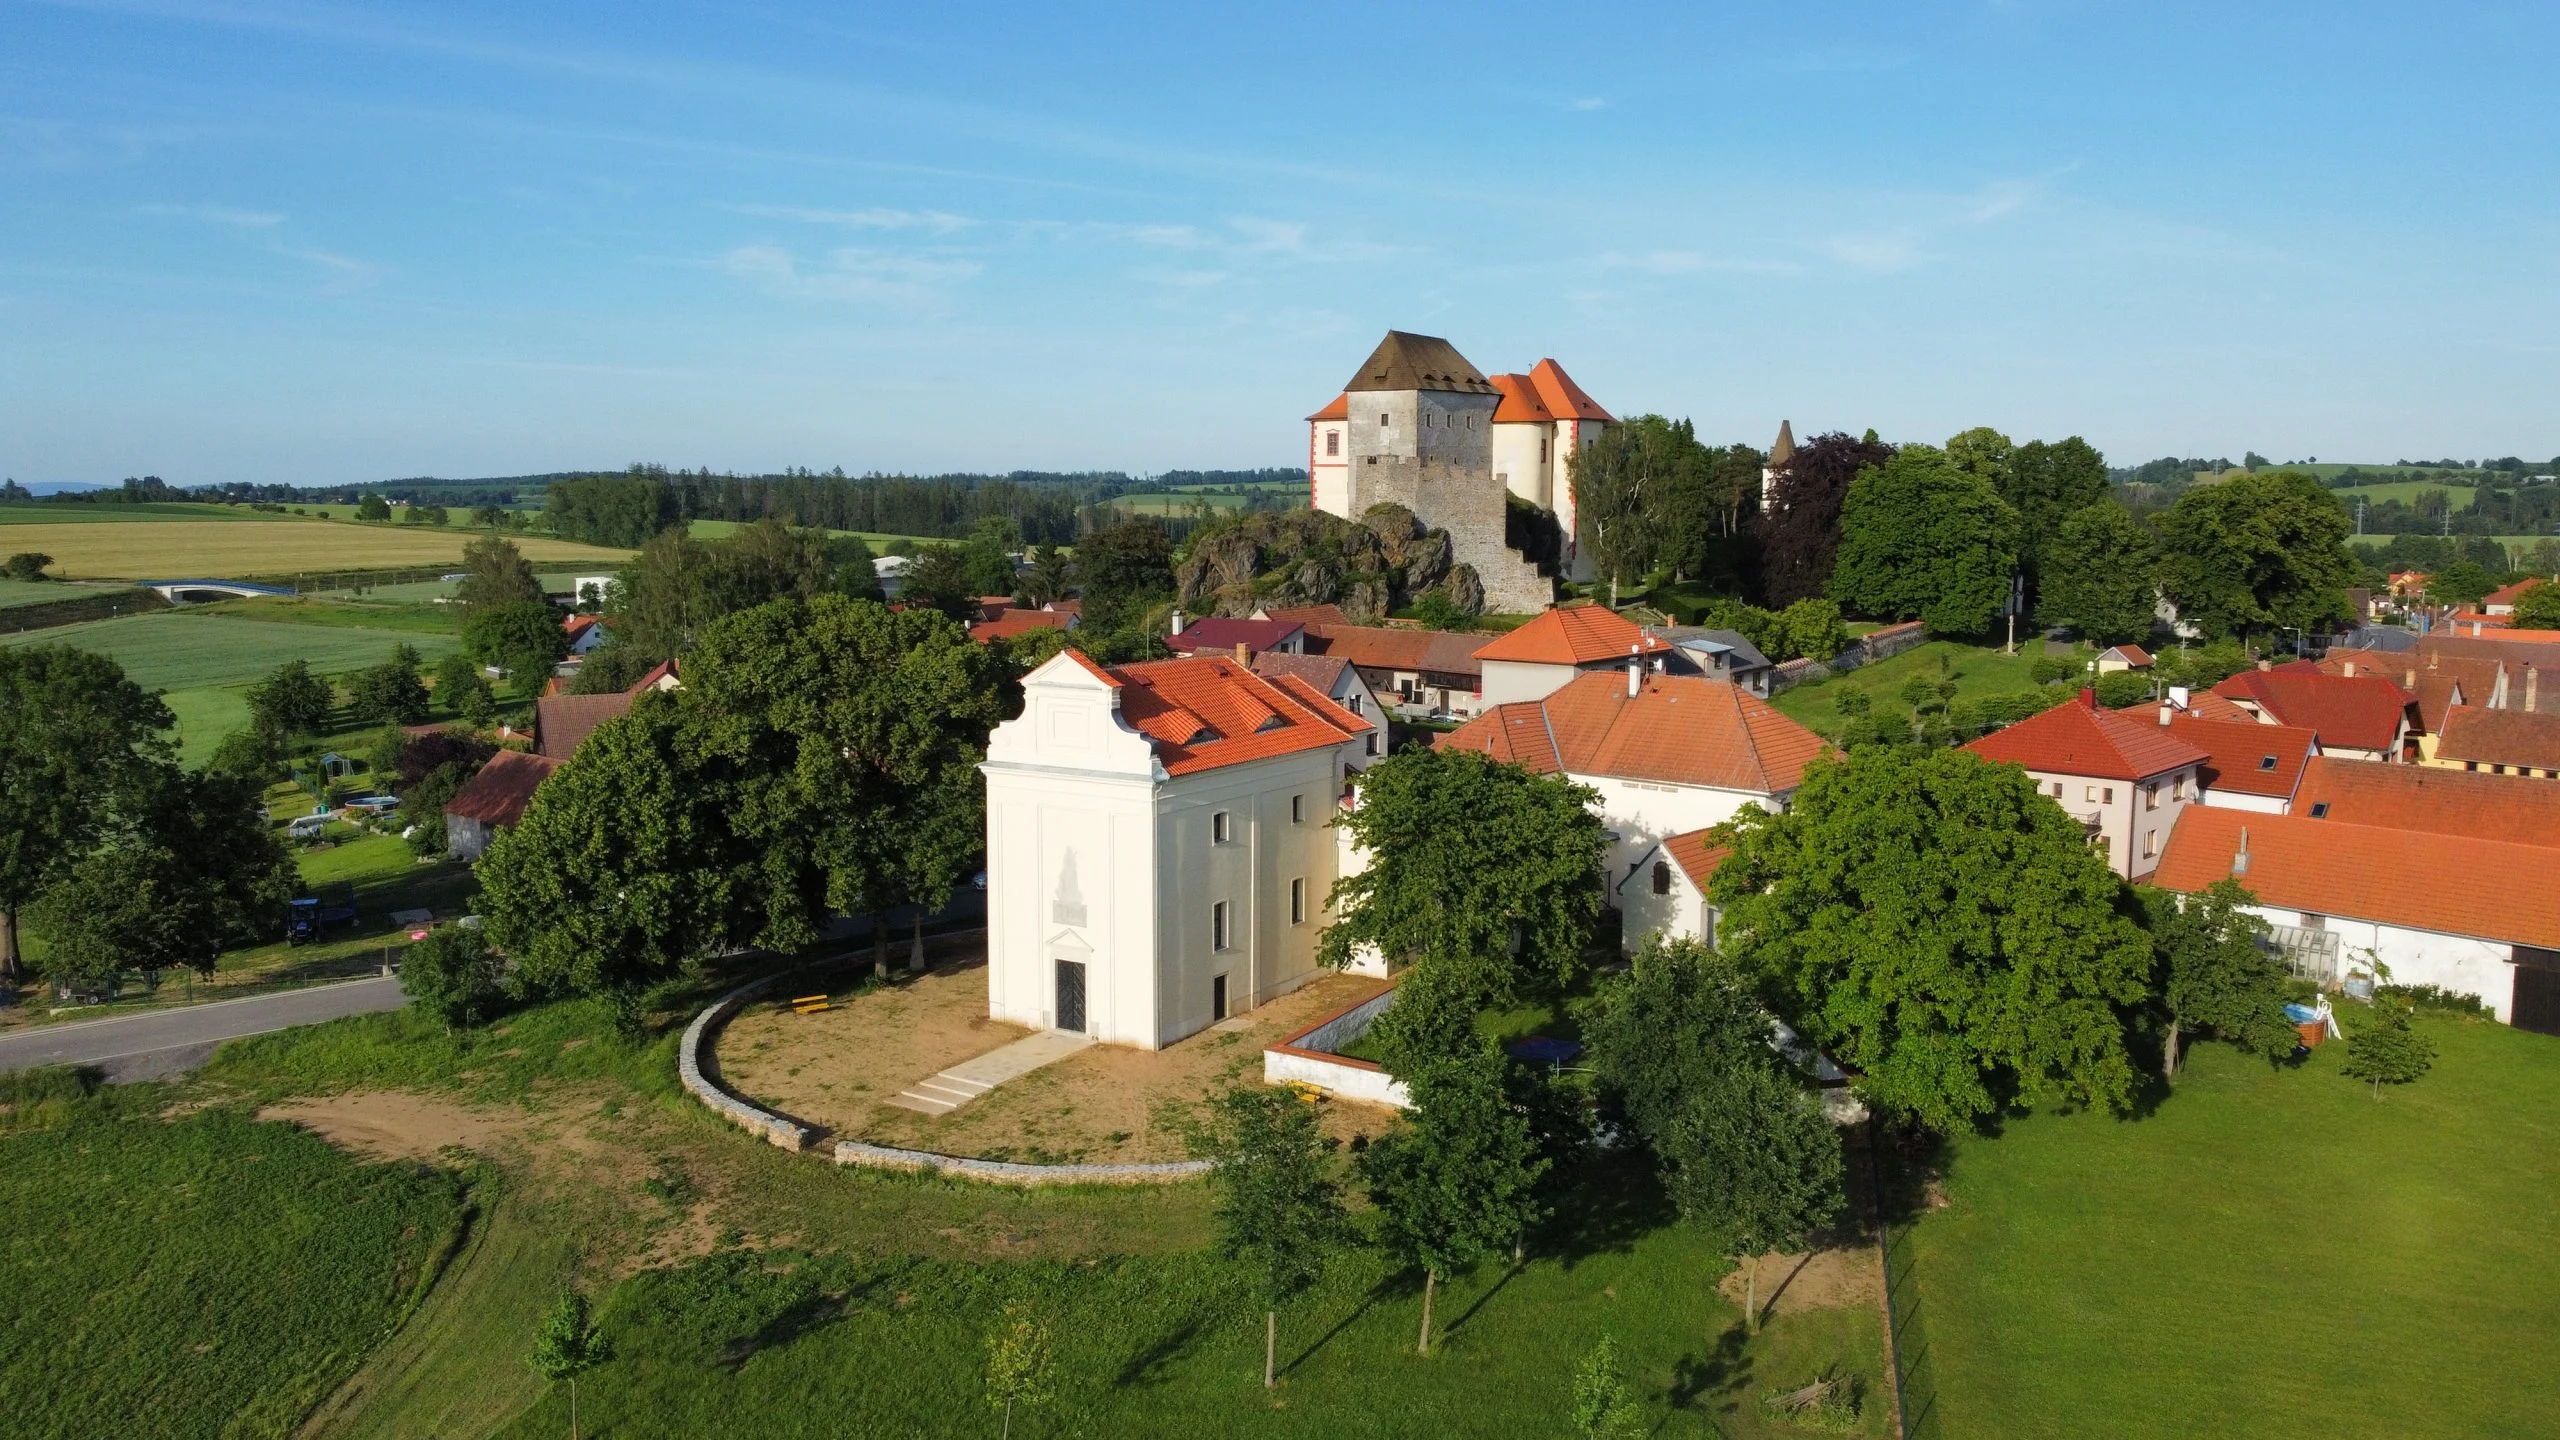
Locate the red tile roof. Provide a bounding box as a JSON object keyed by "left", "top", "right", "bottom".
{"left": 1472, "top": 604, "right": 1671, "bottom": 666}
{"left": 534, "top": 691, "right": 638, "bottom": 761}
{"left": 1260, "top": 604, "right": 1352, "bottom": 628}
{"left": 2142, "top": 711, "right": 2319, "bottom": 799}
{"left": 2433, "top": 705, "right": 2560, "bottom": 773}
{"left": 1439, "top": 671, "right": 1833, "bottom": 794}
{"left": 1662, "top": 829, "right": 1732, "bottom": 890}
{"left": 2153, "top": 805, "right": 2560, "bottom": 949}
{"left": 1250, "top": 651, "right": 1354, "bottom": 696}
{"left": 2212, "top": 668, "right": 2413, "bottom": 753}
{"left": 629, "top": 658, "right": 680, "bottom": 693}
{"left": 2099, "top": 644, "right": 2153, "bottom": 666}
{"left": 1964, "top": 691, "right": 2209, "bottom": 781}
{"left": 443, "top": 749, "right": 561, "bottom": 828}
{"left": 563, "top": 613, "right": 602, "bottom": 638}
{"left": 2292, "top": 756, "right": 2560, "bottom": 843}
{"left": 1300, "top": 622, "right": 1489, "bottom": 678}
{"left": 970, "top": 609, "right": 1070, "bottom": 644}
{"left": 1166, "top": 617, "right": 1305, "bottom": 655}
{"left": 1109, "top": 654, "right": 1370, "bottom": 776}
{"left": 2485, "top": 577, "right": 2546, "bottom": 610}
{"left": 1307, "top": 392, "right": 1349, "bottom": 422}
{"left": 1528, "top": 359, "right": 1614, "bottom": 423}
{"left": 1488, "top": 373, "right": 1556, "bottom": 424}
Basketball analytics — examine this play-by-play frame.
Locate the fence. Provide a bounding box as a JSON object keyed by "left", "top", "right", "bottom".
{"left": 1873, "top": 1124, "right": 1941, "bottom": 1440}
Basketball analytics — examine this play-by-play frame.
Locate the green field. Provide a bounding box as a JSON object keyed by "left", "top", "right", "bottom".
{"left": 1770, "top": 640, "right": 2050, "bottom": 737}
{"left": 0, "top": 579, "right": 121, "bottom": 608}
{"left": 1898, "top": 1011, "right": 2560, "bottom": 1439}
{"left": 0, "top": 501, "right": 275, "bottom": 524}
{"left": 0, "top": 1080, "right": 467, "bottom": 1440}
{"left": 683, "top": 519, "right": 938, "bottom": 550}
{"left": 2329, "top": 479, "right": 2478, "bottom": 507}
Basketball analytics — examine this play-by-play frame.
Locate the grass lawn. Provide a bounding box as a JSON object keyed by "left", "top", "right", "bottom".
{"left": 2328, "top": 479, "right": 2478, "bottom": 507}
{"left": 1771, "top": 640, "right": 2050, "bottom": 737}
{"left": 1896, "top": 1012, "right": 2560, "bottom": 1440}
{"left": 1, "top": 514, "right": 628, "bottom": 580}
{"left": 202, "top": 593, "right": 464, "bottom": 634}
{"left": 0, "top": 1080, "right": 468, "bottom": 1440}
{"left": 0, "top": 501, "right": 273, "bottom": 524}
{"left": 0, "top": 578, "right": 123, "bottom": 608}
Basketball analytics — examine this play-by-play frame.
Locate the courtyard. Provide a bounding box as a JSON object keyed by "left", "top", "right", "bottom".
{"left": 716, "top": 950, "right": 1397, "bottom": 1165}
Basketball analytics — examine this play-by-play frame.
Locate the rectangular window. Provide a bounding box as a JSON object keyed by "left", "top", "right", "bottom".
{"left": 2145, "top": 784, "right": 2158, "bottom": 812}
{"left": 1212, "top": 900, "right": 1230, "bottom": 951}
{"left": 2104, "top": 787, "right": 2116, "bottom": 804}
{"left": 2144, "top": 829, "right": 2159, "bottom": 858}
{"left": 1291, "top": 878, "right": 1306, "bottom": 925}
{"left": 1366, "top": 733, "right": 1379, "bottom": 756}
{"left": 2050, "top": 782, "right": 2063, "bottom": 798}
{"left": 2085, "top": 784, "right": 2099, "bottom": 803}
{"left": 1212, "top": 811, "right": 1231, "bottom": 844}
{"left": 1290, "top": 794, "right": 1305, "bottom": 824}
{"left": 1212, "top": 973, "right": 1229, "bottom": 1021}
{"left": 1325, "top": 430, "right": 1339, "bottom": 456}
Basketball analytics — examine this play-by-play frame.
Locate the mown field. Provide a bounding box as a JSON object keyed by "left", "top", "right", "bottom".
{"left": 0, "top": 1076, "right": 468, "bottom": 1440}
{"left": 0, "top": 579, "right": 122, "bottom": 609}
{"left": 1769, "top": 640, "right": 2050, "bottom": 737}
{"left": 684, "top": 519, "right": 938, "bottom": 550}
{"left": 0, "top": 501, "right": 269, "bottom": 524}
{"left": 1, "top": 515, "right": 628, "bottom": 580}
{"left": 1897, "top": 1011, "right": 2560, "bottom": 1440}
{"left": 2328, "top": 479, "right": 2479, "bottom": 507}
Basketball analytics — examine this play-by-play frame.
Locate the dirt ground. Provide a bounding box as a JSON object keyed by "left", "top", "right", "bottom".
{"left": 1716, "top": 1244, "right": 1884, "bottom": 1318}
{"left": 720, "top": 954, "right": 1397, "bottom": 1164}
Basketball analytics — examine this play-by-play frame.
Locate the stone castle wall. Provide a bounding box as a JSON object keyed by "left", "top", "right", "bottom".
{"left": 1343, "top": 390, "right": 1550, "bottom": 614}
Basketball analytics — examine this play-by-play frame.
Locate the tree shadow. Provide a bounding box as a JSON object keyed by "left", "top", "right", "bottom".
{"left": 1115, "top": 1315, "right": 1211, "bottom": 1388}
{"left": 1665, "top": 1321, "right": 1753, "bottom": 1412}
{"left": 1438, "top": 1263, "right": 1521, "bottom": 1342}
{"left": 1280, "top": 1281, "right": 1390, "bottom": 1379}
{"left": 1536, "top": 1148, "right": 1677, "bottom": 1268}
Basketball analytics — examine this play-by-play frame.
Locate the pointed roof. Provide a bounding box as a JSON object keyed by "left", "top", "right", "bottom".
{"left": 2211, "top": 668, "right": 2413, "bottom": 753}
{"left": 1527, "top": 359, "right": 1613, "bottom": 423}
{"left": 2148, "top": 711, "right": 2319, "bottom": 800}
{"left": 2292, "top": 755, "right": 2560, "bottom": 842}
{"left": 1439, "top": 671, "right": 1834, "bottom": 794}
{"left": 1307, "top": 392, "right": 1349, "bottom": 422}
{"left": 1963, "top": 690, "right": 2208, "bottom": 781}
{"left": 444, "top": 749, "right": 561, "bottom": 828}
{"left": 1107, "top": 654, "right": 1370, "bottom": 776}
{"left": 1487, "top": 374, "right": 1555, "bottom": 424}
{"left": 1342, "top": 331, "right": 1495, "bottom": 395}
{"left": 1473, "top": 603, "right": 1673, "bottom": 666}
{"left": 1770, "top": 420, "right": 1796, "bottom": 468}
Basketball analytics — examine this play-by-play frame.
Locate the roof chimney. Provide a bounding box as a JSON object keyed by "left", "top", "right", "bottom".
{"left": 2232, "top": 827, "right": 2250, "bottom": 877}
{"left": 2080, "top": 686, "right": 2097, "bottom": 709}
{"left": 1627, "top": 643, "right": 1642, "bottom": 699}
{"left": 2342, "top": 661, "right": 2356, "bottom": 678}
{"left": 1235, "top": 642, "right": 1252, "bottom": 664}
{"left": 2257, "top": 658, "right": 2273, "bottom": 672}
{"left": 2169, "top": 685, "right": 2190, "bottom": 710}
{"left": 1170, "top": 609, "right": 1186, "bottom": 636}
{"left": 2405, "top": 667, "right": 2417, "bottom": 689}
{"left": 2159, "top": 703, "right": 2173, "bottom": 727}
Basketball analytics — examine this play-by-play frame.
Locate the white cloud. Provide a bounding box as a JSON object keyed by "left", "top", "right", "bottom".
{"left": 1563, "top": 97, "right": 1607, "bottom": 112}
{"left": 727, "top": 203, "right": 976, "bottom": 233}
{"left": 716, "top": 243, "right": 981, "bottom": 304}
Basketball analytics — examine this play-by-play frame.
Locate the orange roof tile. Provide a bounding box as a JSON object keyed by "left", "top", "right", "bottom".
{"left": 534, "top": 691, "right": 637, "bottom": 761}
{"left": 2485, "top": 577, "right": 2547, "bottom": 609}
{"left": 1307, "top": 392, "right": 1349, "bottom": 422}
{"left": 1300, "top": 622, "right": 1489, "bottom": 678}
{"left": 1472, "top": 604, "right": 1671, "bottom": 666}
{"left": 1965, "top": 691, "right": 2209, "bottom": 781}
{"left": 2292, "top": 756, "right": 2560, "bottom": 843}
{"left": 1662, "top": 829, "right": 1732, "bottom": 890}
{"left": 2433, "top": 705, "right": 2560, "bottom": 772}
{"left": 970, "top": 609, "right": 1070, "bottom": 644}
{"left": 1527, "top": 359, "right": 1614, "bottom": 423}
{"left": 444, "top": 749, "right": 562, "bottom": 828}
{"left": 1062, "top": 649, "right": 1122, "bottom": 688}
{"left": 1439, "top": 671, "right": 1833, "bottom": 793}
{"left": 2212, "top": 669, "right": 2413, "bottom": 752}
{"left": 2099, "top": 644, "right": 2153, "bottom": 666}
{"left": 1487, "top": 373, "right": 1556, "bottom": 424}
{"left": 2136, "top": 711, "right": 2319, "bottom": 798}
{"left": 2153, "top": 805, "right": 2560, "bottom": 949}
{"left": 1109, "top": 655, "right": 1368, "bottom": 776}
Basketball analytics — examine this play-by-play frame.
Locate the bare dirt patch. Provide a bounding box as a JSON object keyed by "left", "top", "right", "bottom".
{"left": 722, "top": 958, "right": 1396, "bottom": 1164}
{"left": 260, "top": 1093, "right": 527, "bottom": 1162}
{"left": 1718, "top": 1245, "right": 1882, "bottom": 1318}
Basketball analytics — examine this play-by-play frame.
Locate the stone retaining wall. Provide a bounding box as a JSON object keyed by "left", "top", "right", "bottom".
{"left": 680, "top": 970, "right": 818, "bottom": 1153}
{"left": 830, "top": 1140, "right": 1208, "bottom": 1187}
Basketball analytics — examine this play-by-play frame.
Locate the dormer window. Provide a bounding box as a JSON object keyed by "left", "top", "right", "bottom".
{"left": 2258, "top": 755, "right": 2278, "bottom": 771}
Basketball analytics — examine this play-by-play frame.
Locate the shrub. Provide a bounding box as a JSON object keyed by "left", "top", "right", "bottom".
{"left": 398, "top": 925, "right": 509, "bottom": 1029}
{"left": 1758, "top": 1373, "right": 1864, "bottom": 1433}
{"left": 3, "top": 551, "right": 52, "bottom": 581}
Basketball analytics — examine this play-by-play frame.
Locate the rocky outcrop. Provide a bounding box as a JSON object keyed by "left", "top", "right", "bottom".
{"left": 1173, "top": 506, "right": 1485, "bottom": 620}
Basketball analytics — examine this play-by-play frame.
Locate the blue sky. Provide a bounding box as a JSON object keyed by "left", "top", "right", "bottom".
{"left": 4, "top": 1, "right": 2557, "bottom": 486}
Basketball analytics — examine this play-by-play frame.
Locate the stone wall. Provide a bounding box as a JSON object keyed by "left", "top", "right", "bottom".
{"left": 830, "top": 1140, "right": 1208, "bottom": 1186}
{"left": 680, "top": 970, "right": 819, "bottom": 1152}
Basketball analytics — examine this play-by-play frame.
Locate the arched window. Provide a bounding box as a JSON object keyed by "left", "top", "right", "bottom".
{"left": 1651, "top": 861, "right": 1671, "bottom": 896}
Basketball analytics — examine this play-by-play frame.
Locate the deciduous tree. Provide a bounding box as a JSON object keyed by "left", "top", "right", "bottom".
{"left": 983, "top": 1301, "right": 1055, "bottom": 1440}
{"left": 433, "top": 651, "right": 498, "bottom": 725}
{"left": 1319, "top": 746, "right": 1607, "bottom": 1007}
{"left": 28, "top": 767, "right": 294, "bottom": 988}
{"left": 245, "top": 658, "right": 334, "bottom": 737}
{"left": 2037, "top": 500, "right": 2162, "bottom": 642}
{"left": 348, "top": 652, "right": 431, "bottom": 726}
{"left": 1571, "top": 1335, "right": 1645, "bottom": 1439}
{"left": 1360, "top": 1038, "right": 1548, "bottom": 1355}
{"left": 2511, "top": 579, "right": 2560, "bottom": 629}
{"left": 1178, "top": 1084, "right": 1351, "bottom": 1389}
{"left": 2152, "top": 469, "right": 2356, "bottom": 640}
{"left": 400, "top": 923, "right": 510, "bottom": 1029}
{"left": 1753, "top": 431, "right": 1895, "bottom": 607}
{"left": 1072, "top": 519, "right": 1176, "bottom": 627}
{"left": 463, "top": 601, "right": 569, "bottom": 697}
{"left": 0, "top": 648, "right": 173, "bottom": 982}
{"left": 1829, "top": 444, "right": 2022, "bottom": 636}
{"left": 456, "top": 534, "right": 545, "bottom": 616}
{"left": 527, "top": 1287, "right": 611, "bottom": 1440}
{"left": 898, "top": 543, "right": 981, "bottom": 620}
{"left": 2139, "top": 879, "right": 2296, "bottom": 1080}
{"left": 2342, "top": 1001, "right": 2435, "bottom": 1098}
{"left": 1711, "top": 746, "right": 2153, "bottom": 1131}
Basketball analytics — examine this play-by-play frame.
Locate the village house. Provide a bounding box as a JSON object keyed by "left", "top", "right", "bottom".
{"left": 1616, "top": 828, "right": 1729, "bottom": 953}
{"left": 969, "top": 606, "right": 1074, "bottom": 645}
{"left": 2094, "top": 644, "right": 2153, "bottom": 675}
{"left": 2483, "top": 577, "right": 2548, "bottom": 617}
{"left": 1473, "top": 602, "right": 1683, "bottom": 705}
{"left": 2211, "top": 664, "right": 2417, "bottom": 762}
{"left": 979, "top": 649, "right": 1376, "bottom": 1050}
{"left": 1249, "top": 652, "right": 1386, "bottom": 766}
{"left": 442, "top": 749, "right": 561, "bottom": 860}
{"left": 1167, "top": 615, "right": 1307, "bottom": 657}
{"left": 2290, "top": 754, "right": 2560, "bottom": 835}
{"left": 2428, "top": 706, "right": 2560, "bottom": 779}
{"left": 1963, "top": 689, "right": 2207, "bottom": 881}
{"left": 1656, "top": 627, "right": 1778, "bottom": 697}
{"left": 1257, "top": 606, "right": 1495, "bottom": 720}
{"left": 1438, "top": 666, "right": 1832, "bottom": 880}
{"left": 2147, "top": 709, "right": 2321, "bottom": 814}
{"left": 562, "top": 613, "right": 608, "bottom": 655}
{"left": 2153, "top": 806, "right": 2560, "bottom": 1034}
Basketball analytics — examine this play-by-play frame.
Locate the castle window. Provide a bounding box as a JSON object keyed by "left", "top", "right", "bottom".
{"left": 1539, "top": 438, "right": 1549, "bottom": 462}
{"left": 1325, "top": 430, "right": 1339, "bottom": 456}
{"left": 1379, "top": 413, "right": 1390, "bottom": 428}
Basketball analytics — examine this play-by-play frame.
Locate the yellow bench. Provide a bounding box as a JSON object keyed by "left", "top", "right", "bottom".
{"left": 791, "top": 994, "right": 830, "bottom": 1014}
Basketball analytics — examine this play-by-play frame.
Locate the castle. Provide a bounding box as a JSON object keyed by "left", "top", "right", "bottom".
{"left": 1307, "top": 331, "right": 1614, "bottom": 614}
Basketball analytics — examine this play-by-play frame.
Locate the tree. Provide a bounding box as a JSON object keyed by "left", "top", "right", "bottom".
{"left": 960, "top": 515, "right": 1021, "bottom": 596}
{"left": 348, "top": 655, "right": 431, "bottom": 726}
{"left": 471, "top": 504, "right": 508, "bottom": 529}
{"left": 456, "top": 534, "right": 546, "bottom": 616}
{"left": 683, "top": 597, "right": 1010, "bottom": 964}
{"left": 1072, "top": 520, "right": 1176, "bottom": 627}
{"left": 527, "top": 1287, "right": 611, "bottom": 1440}
{"left": 2342, "top": 1002, "right": 2436, "bottom": 1098}
{"left": 603, "top": 525, "right": 713, "bottom": 660}
{"left": 1016, "top": 543, "right": 1071, "bottom": 607}
{"left": 1178, "top": 1084, "right": 1351, "bottom": 1389}
{"left": 1711, "top": 746, "right": 2154, "bottom": 1132}
{"left": 0, "top": 648, "right": 174, "bottom": 982}
{"left": 400, "top": 923, "right": 509, "bottom": 1028}
{"left": 434, "top": 651, "right": 498, "bottom": 725}
{"left": 1570, "top": 1334, "right": 1645, "bottom": 1439}
{"left": 1568, "top": 415, "right": 1714, "bottom": 593}
{"left": 1997, "top": 436, "right": 2110, "bottom": 599}
{"left": 2426, "top": 559, "right": 2495, "bottom": 608}
{"left": 203, "top": 725, "right": 285, "bottom": 784}
{"left": 898, "top": 543, "right": 981, "bottom": 620}
{"left": 1359, "top": 1038, "right": 1548, "bottom": 1355}
{"left": 1583, "top": 937, "right": 1842, "bottom": 1329}
{"left": 28, "top": 767, "right": 294, "bottom": 988}
{"left": 1773, "top": 598, "right": 1848, "bottom": 664}
{"left": 245, "top": 658, "right": 334, "bottom": 738}
{"left": 2037, "top": 500, "right": 2161, "bottom": 642}
{"left": 2139, "top": 880, "right": 2296, "bottom": 1081}
{"left": 2152, "top": 469, "right": 2356, "bottom": 640}
{"left": 1408, "top": 586, "right": 1470, "bottom": 632}
{"left": 463, "top": 601, "right": 569, "bottom": 697}
{"left": 475, "top": 703, "right": 742, "bottom": 1019}
{"left": 356, "top": 494, "right": 391, "bottom": 521}
{"left": 2, "top": 552, "right": 51, "bottom": 581}
{"left": 1753, "top": 431, "right": 1895, "bottom": 606}
{"left": 983, "top": 1301, "right": 1055, "bottom": 1440}
{"left": 1319, "top": 746, "right": 1608, "bottom": 1009}
{"left": 2511, "top": 580, "right": 2560, "bottom": 630}
{"left": 827, "top": 533, "right": 885, "bottom": 601}
{"left": 1829, "top": 444, "right": 2021, "bottom": 635}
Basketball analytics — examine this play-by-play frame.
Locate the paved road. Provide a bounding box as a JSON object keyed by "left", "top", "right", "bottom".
{"left": 0, "top": 975, "right": 408, "bottom": 1082}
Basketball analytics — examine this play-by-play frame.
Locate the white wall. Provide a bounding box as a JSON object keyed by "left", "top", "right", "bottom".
{"left": 1482, "top": 658, "right": 1579, "bottom": 705}
{"left": 2240, "top": 904, "right": 2520, "bottom": 1023}
{"left": 1616, "top": 852, "right": 1711, "bottom": 955}
{"left": 1150, "top": 749, "right": 1347, "bottom": 1047}
{"left": 1491, "top": 421, "right": 1553, "bottom": 510}
{"left": 2019, "top": 762, "right": 2199, "bottom": 880}
{"left": 1310, "top": 421, "right": 1350, "bottom": 518}
{"left": 2199, "top": 788, "right": 2290, "bottom": 814}
{"left": 1580, "top": 774, "right": 1779, "bottom": 881}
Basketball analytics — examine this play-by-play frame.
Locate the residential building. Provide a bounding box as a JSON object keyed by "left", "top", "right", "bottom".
{"left": 1167, "top": 615, "right": 1306, "bottom": 657}
{"left": 1259, "top": 609, "right": 1494, "bottom": 720}
{"left": 1250, "top": 652, "right": 1386, "bottom": 768}
{"left": 2428, "top": 706, "right": 2560, "bottom": 779}
{"left": 562, "top": 613, "right": 609, "bottom": 656}
{"left": 1656, "top": 627, "right": 1777, "bottom": 696}
{"left": 2211, "top": 664, "right": 2417, "bottom": 762}
{"left": 1473, "top": 602, "right": 1681, "bottom": 705}
{"left": 2484, "top": 577, "right": 2548, "bottom": 616}
{"left": 443, "top": 749, "right": 561, "bottom": 860}
{"left": 1305, "top": 331, "right": 1607, "bottom": 607}
{"left": 1616, "top": 829, "right": 1728, "bottom": 954}
{"left": 532, "top": 661, "right": 680, "bottom": 761}
{"left": 1438, "top": 668, "right": 1832, "bottom": 879}
{"left": 1963, "top": 689, "right": 2208, "bottom": 880}
{"left": 2139, "top": 708, "right": 2320, "bottom": 813}
{"left": 2095, "top": 644, "right": 2153, "bottom": 674}
{"left": 980, "top": 650, "right": 1376, "bottom": 1050}
{"left": 970, "top": 608, "right": 1074, "bottom": 645}
{"left": 2290, "top": 755, "right": 2560, "bottom": 838}
{"left": 2153, "top": 806, "right": 2560, "bottom": 1033}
